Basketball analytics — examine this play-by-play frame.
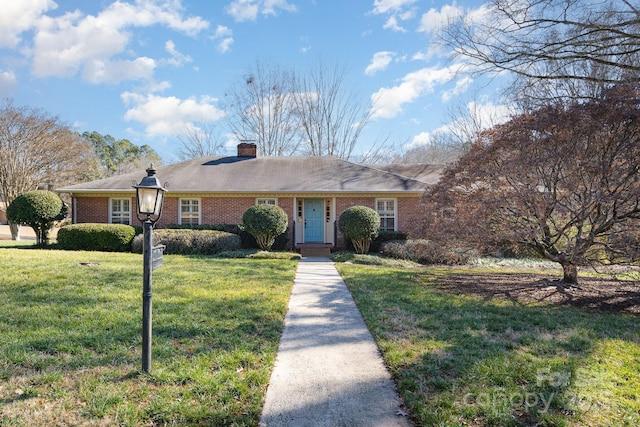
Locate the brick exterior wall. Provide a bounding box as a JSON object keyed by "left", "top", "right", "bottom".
{"left": 75, "top": 197, "right": 112, "bottom": 224}
{"left": 398, "top": 196, "right": 421, "bottom": 237}
{"left": 72, "top": 194, "right": 421, "bottom": 249}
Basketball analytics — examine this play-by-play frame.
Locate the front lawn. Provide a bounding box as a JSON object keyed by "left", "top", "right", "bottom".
{"left": 0, "top": 248, "right": 297, "bottom": 426}
{"left": 336, "top": 263, "right": 640, "bottom": 427}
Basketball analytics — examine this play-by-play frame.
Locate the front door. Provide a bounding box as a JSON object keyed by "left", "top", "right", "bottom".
{"left": 304, "top": 199, "right": 324, "bottom": 242}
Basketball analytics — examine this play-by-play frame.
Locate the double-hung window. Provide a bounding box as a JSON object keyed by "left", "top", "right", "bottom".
{"left": 375, "top": 198, "right": 396, "bottom": 232}
{"left": 256, "top": 198, "right": 277, "bottom": 206}
{"left": 110, "top": 198, "right": 131, "bottom": 224}
{"left": 180, "top": 199, "right": 200, "bottom": 225}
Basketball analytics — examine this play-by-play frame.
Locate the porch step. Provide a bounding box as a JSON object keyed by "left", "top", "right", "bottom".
{"left": 299, "top": 246, "right": 332, "bottom": 257}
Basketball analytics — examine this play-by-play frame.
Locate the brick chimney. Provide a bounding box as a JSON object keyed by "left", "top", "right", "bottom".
{"left": 237, "top": 142, "right": 257, "bottom": 158}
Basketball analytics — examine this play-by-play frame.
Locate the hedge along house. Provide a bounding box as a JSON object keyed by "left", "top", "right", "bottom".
{"left": 57, "top": 143, "right": 443, "bottom": 252}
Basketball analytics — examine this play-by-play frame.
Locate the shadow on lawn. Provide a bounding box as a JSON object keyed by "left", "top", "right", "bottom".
{"left": 343, "top": 268, "right": 640, "bottom": 426}
{"left": 433, "top": 272, "right": 640, "bottom": 314}
{"left": 2, "top": 266, "right": 286, "bottom": 373}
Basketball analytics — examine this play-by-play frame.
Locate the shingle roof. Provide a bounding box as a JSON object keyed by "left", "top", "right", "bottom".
{"left": 57, "top": 156, "right": 442, "bottom": 194}
{"left": 369, "top": 164, "right": 445, "bottom": 185}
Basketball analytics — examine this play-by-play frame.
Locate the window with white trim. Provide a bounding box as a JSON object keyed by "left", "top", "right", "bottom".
{"left": 110, "top": 198, "right": 131, "bottom": 224}
{"left": 180, "top": 198, "right": 200, "bottom": 225}
{"left": 375, "top": 198, "right": 396, "bottom": 232}
{"left": 256, "top": 198, "right": 277, "bottom": 206}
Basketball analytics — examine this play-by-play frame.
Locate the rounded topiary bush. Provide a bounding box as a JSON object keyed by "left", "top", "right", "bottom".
{"left": 241, "top": 205, "right": 288, "bottom": 251}
{"left": 57, "top": 223, "right": 136, "bottom": 252}
{"left": 338, "top": 206, "right": 380, "bottom": 254}
{"left": 130, "top": 229, "right": 241, "bottom": 255}
{"left": 6, "top": 190, "right": 67, "bottom": 246}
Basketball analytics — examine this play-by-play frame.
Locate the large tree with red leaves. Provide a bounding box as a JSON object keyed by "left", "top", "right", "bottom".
{"left": 415, "top": 85, "right": 640, "bottom": 284}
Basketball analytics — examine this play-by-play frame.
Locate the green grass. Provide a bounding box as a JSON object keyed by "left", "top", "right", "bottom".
{"left": 0, "top": 248, "right": 297, "bottom": 426}
{"left": 335, "top": 263, "right": 640, "bottom": 427}
{"left": 0, "top": 240, "right": 40, "bottom": 249}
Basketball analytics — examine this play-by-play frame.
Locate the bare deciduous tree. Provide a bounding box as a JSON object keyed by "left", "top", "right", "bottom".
{"left": 415, "top": 85, "right": 640, "bottom": 284}
{"left": 0, "top": 100, "right": 97, "bottom": 239}
{"left": 394, "top": 99, "right": 511, "bottom": 165}
{"left": 294, "top": 62, "right": 375, "bottom": 160}
{"left": 445, "top": 0, "right": 640, "bottom": 86}
{"left": 223, "top": 61, "right": 300, "bottom": 156}
{"left": 176, "top": 122, "right": 226, "bottom": 160}
{"left": 223, "top": 60, "right": 381, "bottom": 161}
{"left": 393, "top": 132, "right": 461, "bottom": 165}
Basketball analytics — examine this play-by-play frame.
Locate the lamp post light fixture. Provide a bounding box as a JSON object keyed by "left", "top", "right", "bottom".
{"left": 133, "top": 165, "right": 167, "bottom": 373}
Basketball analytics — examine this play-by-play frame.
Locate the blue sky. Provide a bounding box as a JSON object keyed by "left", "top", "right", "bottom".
{"left": 0, "top": 0, "right": 509, "bottom": 163}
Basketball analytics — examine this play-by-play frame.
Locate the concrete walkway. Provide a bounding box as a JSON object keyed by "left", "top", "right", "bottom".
{"left": 260, "top": 257, "right": 412, "bottom": 427}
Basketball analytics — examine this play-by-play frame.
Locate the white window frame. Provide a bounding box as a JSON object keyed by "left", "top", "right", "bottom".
{"left": 375, "top": 198, "right": 397, "bottom": 232}
{"left": 179, "top": 198, "right": 201, "bottom": 225}
{"left": 109, "top": 198, "right": 131, "bottom": 224}
{"left": 256, "top": 198, "right": 277, "bottom": 206}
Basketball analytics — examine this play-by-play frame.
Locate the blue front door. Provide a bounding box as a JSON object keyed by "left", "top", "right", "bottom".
{"left": 304, "top": 199, "right": 324, "bottom": 242}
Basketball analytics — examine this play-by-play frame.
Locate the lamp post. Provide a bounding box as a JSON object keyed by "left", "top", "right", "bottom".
{"left": 134, "top": 165, "right": 166, "bottom": 373}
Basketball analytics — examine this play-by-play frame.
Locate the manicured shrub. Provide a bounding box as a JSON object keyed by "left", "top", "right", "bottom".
{"left": 380, "top": 239, "right": 473, "bottom": 265}
{"left": 241, "top": 205, "right": 288, "bottom": 251}
{"left": 130, "top": 229, "right": 241, "bottom": 255}
{"left": 239, "top": 227, "right": 289, "bottom": 250}
{"left": 167, "top": 223, "right": 240, "bottom": 234}
{"left": 6, "top": 190, "right": 67, "bottom": 246}
{"left": 57, "top": 223, "right": 136, "bottom": 252}
{"left": 167, "top": 223, "right": 289, "bottom": 250}
{"left": 338, "top": 206, "right": 380, "bottom": 254}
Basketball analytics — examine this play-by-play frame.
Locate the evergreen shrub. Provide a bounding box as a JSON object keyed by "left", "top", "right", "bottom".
{"left": 130, "top": 229, "right": 241, "bottom": 255}
{"left": 57, "top": 223, "right": 136, "bottom": 252}
{"left": 338, "top": 206, "right": 380, "bottom": 254}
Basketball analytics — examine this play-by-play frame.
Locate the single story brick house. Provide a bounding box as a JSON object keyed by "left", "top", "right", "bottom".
{"left": 58, "top": 143, "right": 443, "bottom": 250}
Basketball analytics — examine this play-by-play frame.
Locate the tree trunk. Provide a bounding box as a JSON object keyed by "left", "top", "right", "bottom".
{"left": 9, "top": 222, "right": 20, "bottom": 240}
{"left": 561, "top": 262, "right": 578, "bottom": 284}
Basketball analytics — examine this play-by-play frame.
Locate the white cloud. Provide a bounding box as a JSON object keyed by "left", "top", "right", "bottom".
{"left": 226, "top": 0, "right": 297, "bottom": 22}
{"left": 122, "top": 92, "right": 225, "bottom": 136}
{"left": 441, "top": 76, "right": 473, "bottom": 102}
{"left": 0, "top": 0, "right": 55, "bottom": 49}
{"left": 213, "top": 25, "right": 234, "bottom": 53}
{"left": 83, "top": 57, "right": 156, "bottom": 84}
{"left": 463, "top": 100, "right": 511, "bottom": 129}
{"left": 365, "top": 51, "right": 395, "bottom": 76}
{"left": 0, "top": 70, "right": 18, "bottom": 96}
{"left": 371, "top": 64, "right": 459, "bottom": 119}
{"left": 406, "top": 100, "right": 510, "bottom": 149}
{"left": 30, "top": 0, "right": 208, "bottom": 83}
{"left": 263, "top": 0, "right": 297, "bottom": 16}
{"left": 417, "top": 4, "right": 463, "bottom": 34}
{"left": 164, "top": 40, "right": 192, "bottom": 67}
{"left": 226, "top": 0, "right": 259, "bottom": 22}
{"left": 383, "top": 16, "right": 406, "bottom": 32}
{"left": 372, "top": 0, "right": 417, "bottom": 32}
{"left": 371, "top": 0, "right": 417, "bottom": 15}
{"left": 410, "top": 131, "right": 432, "bottom": 146}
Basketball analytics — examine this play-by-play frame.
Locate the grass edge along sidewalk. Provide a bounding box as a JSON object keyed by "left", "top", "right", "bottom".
{"left": 0, "top": 248, "right": 297, "bottom": 426}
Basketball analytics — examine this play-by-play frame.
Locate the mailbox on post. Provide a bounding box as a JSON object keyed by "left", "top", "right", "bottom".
{"left": 152, "top": 244, "right": 165, "bottom": 270}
